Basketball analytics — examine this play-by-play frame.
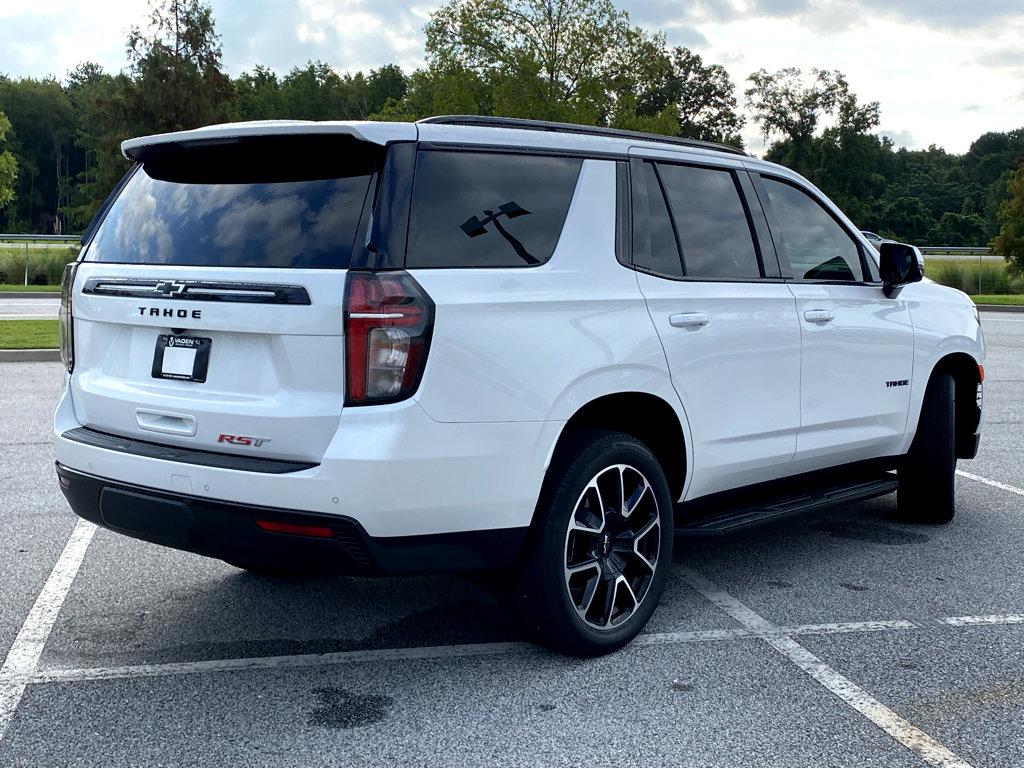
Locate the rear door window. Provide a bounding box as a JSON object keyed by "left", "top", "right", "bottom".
{"left": 657, "top": 163, "right": 762, "bottom": 279}
{"left": 632, "top": 161, "right": 684, "bottom": 278}
{"left": 85, "top": 135, "right": 378, "bottom": 268}
{"left": 760, "top": 176, "right": 864, "bottom": 282}
{"left": 406, "top": 151, "right": 582, "bottom": 268}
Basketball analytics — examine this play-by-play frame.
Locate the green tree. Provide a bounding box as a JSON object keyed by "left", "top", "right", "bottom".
{"left": 0, "top": 77, "right": 75, "bottom": 232}
{"left": 880, "top": 196, "right": 933, "bottom": 244}
{"left": 606, "top": 92, "right": 679, "bottom": 136}
{"left": 365, "top": 65, "right": 408, "bottom": 115}
{"left": 0, "top": 111, "right": 17, "bottom": 211}
{"left": 123, "top": 0, "right": 233, "bottom": 133}
{"left": 927, "top": 211, "right": 986, "bottom": 246}
{"left": 746, "top": 67, "right": 878, "bottom": 176}
{"left": 64, "top": 63, "right": 125, "bottom": 229}
{"left": 278, "top": 61, "right": 345, "bottom": 120}
{"left": 638, "top": 47, "right": 743, "bottom": 145}
{"left": 233, "top": 65, "right": 281, "bottom": 120}
{"left": 993, "top": 161, "right": 1024, "bottom": 274}
{"left": 424, "top": 0, "right": 664, "bottom": 124}
{"left": 69, "top": 0, "right": 233, "bottom": 221}
{"left": 234, "top": 61, "right": 407, "bottom": 122}
{"left": 372, "top": 64, "right": 491, "bottom": 120}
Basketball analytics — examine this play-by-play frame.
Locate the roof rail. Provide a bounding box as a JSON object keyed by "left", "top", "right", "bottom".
{"left": 417, "top": 115, "right": 747, "bottom": 157}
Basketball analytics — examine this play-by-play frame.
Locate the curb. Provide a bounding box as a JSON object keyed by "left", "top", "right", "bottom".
{"left": 0, "top": 348, "right": 60, "bottom": 362}
{"left": 0, "top": 291, "right": 60, "bottom": 298}
{"left": 977, "top": 304, "right": 1024, "bottom": 314}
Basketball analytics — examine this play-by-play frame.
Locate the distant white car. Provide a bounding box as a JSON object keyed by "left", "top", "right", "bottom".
{"left": 861, "top": 231, "right": 925, "bottom": 271}
{"left": 861, "top": 230, "right": 884, "bottom": 247}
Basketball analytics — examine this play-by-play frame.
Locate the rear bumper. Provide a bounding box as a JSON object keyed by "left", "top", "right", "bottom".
{"left": 56, "top": 463, "right": 527, "bottom": 575}
{"left": 54, "top": 382, "right": 562, "bottom": 538}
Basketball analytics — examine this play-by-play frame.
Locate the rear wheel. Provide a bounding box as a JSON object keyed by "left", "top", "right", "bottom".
{"left": 518, "top": 430, "right": 674, "bottom": 656}
{"left": 898, "top": 371, "right": 956, "bottom": 524}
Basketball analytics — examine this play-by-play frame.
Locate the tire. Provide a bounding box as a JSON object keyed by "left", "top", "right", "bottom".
{"left": 898, "top": 371, "right": 956, "bottom": 524}
{"left": 517, "top": 429, "right": 674, "bottom": 656}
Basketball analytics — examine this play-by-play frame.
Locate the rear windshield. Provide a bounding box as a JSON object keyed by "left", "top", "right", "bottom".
{"left": 85, "top": 135, "right": 379, "bottom": 269}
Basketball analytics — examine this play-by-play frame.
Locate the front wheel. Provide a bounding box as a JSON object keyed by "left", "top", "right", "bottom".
{"left": 898, "top": 371, "right": 956, "bottom": 524}
{"left": 519, "top": 430, "right": 674, "bottom": 656}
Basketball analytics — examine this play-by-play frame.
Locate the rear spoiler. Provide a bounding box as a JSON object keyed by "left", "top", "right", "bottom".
{"left": 121, "top": 121, "right": 418, "bottom": 162}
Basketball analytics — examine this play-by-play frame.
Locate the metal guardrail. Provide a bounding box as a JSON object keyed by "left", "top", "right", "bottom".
{"left": 919, "top": 246, "right": 993, "bottom": 256}
{"left": 0, "top": 234, "right": 82, "bottom": 286}
{"left": 0, "top": 234, "right": 82, "bottom": 243}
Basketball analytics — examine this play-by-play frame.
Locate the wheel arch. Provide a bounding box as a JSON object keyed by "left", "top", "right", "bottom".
{"left": 543, "top": 391, "right": 689, "bottom": 503}
{"left": 929, "top": 352, "right": 983, "bottom": 459}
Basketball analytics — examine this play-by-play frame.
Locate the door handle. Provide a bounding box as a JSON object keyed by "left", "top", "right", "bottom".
{"left": 803, "top": 309, "right": 834, "bottom": 323}
{"left": 669, "top": 312, "right": 710, "bottom": 328}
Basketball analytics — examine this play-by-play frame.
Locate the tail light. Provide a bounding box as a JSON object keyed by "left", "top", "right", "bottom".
{"left": 344, "top": 271, "right": 434, "bottom": 405}
{"left": 58, "top": 262, "right": 79, "bottom": 373}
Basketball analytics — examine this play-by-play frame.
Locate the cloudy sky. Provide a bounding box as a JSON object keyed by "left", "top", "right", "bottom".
{"left": 1, "top": 0, "right": 1021, "bottom": 154}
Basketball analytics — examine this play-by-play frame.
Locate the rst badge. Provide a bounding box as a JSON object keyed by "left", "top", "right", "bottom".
{"left": 218, "top": 434, "right": 271, "bottom": 448}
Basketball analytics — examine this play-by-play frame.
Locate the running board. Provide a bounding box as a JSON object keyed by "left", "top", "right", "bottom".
{"left": 675, "top": 472, "right": 899, "bottom": 536}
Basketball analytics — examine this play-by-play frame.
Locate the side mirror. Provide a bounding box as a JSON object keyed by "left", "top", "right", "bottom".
{"left": 879, "top": 242, "right": 922, "bottom": 297}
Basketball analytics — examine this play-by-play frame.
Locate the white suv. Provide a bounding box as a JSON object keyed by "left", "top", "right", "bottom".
{"left": 54, "top": 116, "right": 986, "bottom": 655}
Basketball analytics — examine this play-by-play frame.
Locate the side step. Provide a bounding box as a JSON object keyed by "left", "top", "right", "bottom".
{"left": 675, "top": 472, "right": 899, "bottom": 536}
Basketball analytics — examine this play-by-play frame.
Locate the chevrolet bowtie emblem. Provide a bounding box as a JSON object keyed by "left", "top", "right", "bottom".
{"left": 154, "top": 280, "right": 187, "bottom": 295}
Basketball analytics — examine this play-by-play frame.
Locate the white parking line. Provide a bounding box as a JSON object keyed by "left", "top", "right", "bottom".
{"left": 32, "top": 639, "right": 541, "bottom": 685}
{"left": 26, "top": 612, "right": 1024, "bottom": 687}
{"left": 1, "top": 518, "right": 1020, "bottom": 763}
{"left": 676, "top": 567, "right": 969, "bottom": 769}
{"left": 0, "top": 519, "right": 96, "bottom": 743}
{"left": 30, "top": 628, "right": 751, "bottom": 685}
{"left": 956, "top": 470, "right": 1024, "bottom": 497}
{"left": 940, "top": 613, "right": 1024, "bottom": 627}
{"left": 782, "top": 619, "right": 918, "bottom": 635}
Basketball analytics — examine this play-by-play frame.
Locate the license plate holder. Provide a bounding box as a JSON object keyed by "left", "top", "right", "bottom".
{"left": 152, "top": 335, "right": 211, "bottom": 383}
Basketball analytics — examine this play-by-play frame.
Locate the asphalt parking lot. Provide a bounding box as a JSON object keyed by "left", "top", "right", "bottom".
{"left": 0, "top": 312, "right": 1021, "bottom": 767}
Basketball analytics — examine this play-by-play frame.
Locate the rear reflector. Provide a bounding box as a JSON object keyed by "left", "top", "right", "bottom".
{"left": 255, "top": 519, "right": 333, "bottom": 538}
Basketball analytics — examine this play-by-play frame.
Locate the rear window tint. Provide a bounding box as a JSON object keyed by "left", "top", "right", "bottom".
{"left": 632, "top": 162, "right": 684, "bottom": 277}
{"left": 658, "top": 163, "right": 761, "bottom": 279}
{"left": 406, "top": 151, "right": 582, "bottom": 268}
{"left": 85, "top": 135, "right": 378, "bottom": 269}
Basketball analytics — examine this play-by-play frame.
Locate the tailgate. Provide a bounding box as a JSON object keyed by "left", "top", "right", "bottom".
{"left": 70, "top": 264, "right": 347, "bottom": 462}
{"left": 65, "top": 133, "right": 380, "bottom": 463}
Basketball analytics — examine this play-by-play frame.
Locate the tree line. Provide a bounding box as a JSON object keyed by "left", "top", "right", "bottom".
{"left": 0, "top": 0, "right": 1021, "bottom": 269}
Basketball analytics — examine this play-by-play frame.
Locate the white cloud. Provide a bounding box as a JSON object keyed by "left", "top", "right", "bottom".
{"left": 292, "top": 0, "right": 425, "bottom": 70}
{"left": 692, "top": 9, "right": 1024, "bottom": 153}
{"left": 0, "top": 0, "right": 1021, "bottom": 154}
{"left": 879, "top": 129, "right": 916, "bottom": 149}
{"left": 0, "top": 0, "right": 141, "bottom": 77}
